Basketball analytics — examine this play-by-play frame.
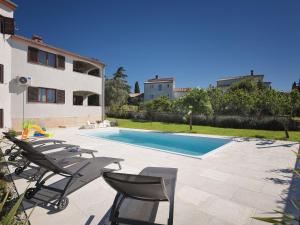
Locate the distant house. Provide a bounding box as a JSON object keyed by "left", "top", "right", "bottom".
{"left": 216, "top": 70, "right": 271, "bottom": 89}
{"left": 144, "top": 75, "right": 191, "bottom": 101}
{"left": 128, "top": 93, "right": 144, "bottom": 105}
{"left": 173, "top": 88, "right": 192, "bottom": 99}
{"left": 144, "top": 75, "right": 175, "bottom": 101}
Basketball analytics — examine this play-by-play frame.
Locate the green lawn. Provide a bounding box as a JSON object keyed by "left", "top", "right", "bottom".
{"left": 110, "top": 118, "right": 300, "bottom": 142}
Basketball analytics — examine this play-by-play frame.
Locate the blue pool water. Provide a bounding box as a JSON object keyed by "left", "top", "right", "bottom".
{"left": 88, "top": 130, "right": 231, "bottom": 157}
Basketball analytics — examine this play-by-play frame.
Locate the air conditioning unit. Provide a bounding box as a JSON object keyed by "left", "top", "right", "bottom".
{"left": 16, "top": 76, "right": 32, "bottom": 86}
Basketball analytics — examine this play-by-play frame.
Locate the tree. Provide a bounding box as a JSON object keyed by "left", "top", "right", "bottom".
{"left": 178, "top": 88, "right": 213, "bottom": 115}
{"left": 105, "top": 79, "right": 129, "bottom": 107}
{"left": 105, "top": 67, "right": 130, "bottom": 107}
{"left": 113, "top": 67, "right": 128, "bottom": 80}
{"left": 145, "top": 96, "right": 172, "bottom": 112}
{"left": 207, "top": 87, "right": 225, "bottom": 115}
{"left": 225, "top": 89, "right": 256, "bottom": 116}
{"left": 134, "top": 81, "right": 140, "bottom": 93}
{"left": 230, "top": 78, "right": 257, "bottom": 92}
{"left": 291, "top": 89, "right": 300, "bottom": 116}
{"left": 292, "top": 81, "right": 297, "bottom": 90}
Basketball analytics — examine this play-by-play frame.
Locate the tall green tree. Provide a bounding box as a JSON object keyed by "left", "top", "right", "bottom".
{"left": 134, "top": 81, "right": 140, "bottom": 93}
{"left": 230, "top": 78, "right": 258, "bottom": 92}
{"left": 178, "top": 88, "right": 213, "bottom": 115}
{"left": 145, "top": 96, "right": 172, "bottom": 112}
{"left": 105, "top": 67, "right": 130, "bottom": 107}
{"left": 207, "top": 87, "right": 225, "bottom": 115}
{"left": 292, "top": 81, "right": 297, "bottom": 90}
{"left": 113, "top": 67, "right": 127, "bottom": 80}
{"left": 291, "top": 89, "right": 300, "bottom": 116}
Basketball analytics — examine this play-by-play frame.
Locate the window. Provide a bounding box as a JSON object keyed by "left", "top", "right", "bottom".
{"left": 38, "top": 88, "right": 47, "bottom": 102}
{"left": 28, "top": 87, "right": 65, "bottom": 104}
{"left": 88, "top": 94, "right": 100, "bottom": 106}
{"left": 47, "top": 89, "right": 56, "bottom": 103}
{"left": 0, "top": 64, "right": 3, "bottom": 83}
{"left": 38, "top": 50, "right": 47, "bottom": 65}
{"left": 158, "top": 84, "right": 162, "bottom": 91}
{"left": 47, "top": 53, "right": 56, "bottom": 67}
{"left": 73, "top": 95, "right": 83, "bottom": 105}
{"left": 150, "top": 94, "right": 154, "bottom": 99}
{"left": 28, "top": 47, "right": 38, "bottom": 63}
{"left": 28, "top": 47, "right": 65, "bottom": 69}
{"left": 0, "top": 15, "right": 14, "bottom": 35}
{"left": 57, "top": 55, "right": 65, "bottom": 69}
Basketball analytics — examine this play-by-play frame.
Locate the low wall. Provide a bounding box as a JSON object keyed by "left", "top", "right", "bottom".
{"left": 11, "top": 115, "right": 102, "bottom": 131}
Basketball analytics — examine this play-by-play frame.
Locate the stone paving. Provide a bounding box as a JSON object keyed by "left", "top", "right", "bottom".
{"left": 7, "top": 127, "right": 300, "bottom": 225}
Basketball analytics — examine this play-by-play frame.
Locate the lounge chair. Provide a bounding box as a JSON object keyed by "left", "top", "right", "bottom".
{"left": 22, "top": 148, "right": 123, "bottom": 211}
{"left": 6, "top": 136, "right": 97, "bottom": 177}
{"left": 103, "top": 167, "right": 178, "bottom": 225}
{"left": 2, "top": 132, "right": 66, "bottom": 160}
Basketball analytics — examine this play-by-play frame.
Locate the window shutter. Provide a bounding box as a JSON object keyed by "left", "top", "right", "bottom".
{"left": 0, "top": 109, "right": 3, "bottom": 128}
{"left": 0, "top": 64, "right": 3, "bottom": 83}
{"left": 0, "top": 16, "right": 4, "bottom": 34}
{"left": 57, "top": 55, "right": 65, "bottom": 69}
{"left": 3, "top": 17, "right": 14, "bottom": 35}
{"left": 28, "top": 87, "right": 39, "bottom": 102}
{"left": 28, "top": 47, "right": 38, "bottom": 63}
{"left": 56, "top": 89, "right": 65, "bottom": 104}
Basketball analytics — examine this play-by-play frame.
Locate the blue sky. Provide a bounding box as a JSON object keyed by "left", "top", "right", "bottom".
{"left": 13, "top": 0, "right": 300, "bottom": 92}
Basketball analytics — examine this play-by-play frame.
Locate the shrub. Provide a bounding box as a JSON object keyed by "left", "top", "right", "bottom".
{"left": 106, "top": 111, "right": 300, "bottom": 131}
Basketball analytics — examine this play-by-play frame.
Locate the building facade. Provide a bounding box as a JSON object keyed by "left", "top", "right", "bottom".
{"left": 0, "top": 1, "right": 105, "bottom": 130}
{"left": 144, "top": 75, "right": 175, "bottom": 101}
{"left": 217, "top": 70, "right": 271, "bottom": 89}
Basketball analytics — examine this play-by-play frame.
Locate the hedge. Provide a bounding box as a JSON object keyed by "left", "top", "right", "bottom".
{"left": 106, "top": 111, "right": 300, "bottom": 131}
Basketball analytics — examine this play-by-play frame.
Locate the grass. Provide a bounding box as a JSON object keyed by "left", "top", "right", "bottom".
{"left": 110, "top": 118, "right": 300, "bottom": 142}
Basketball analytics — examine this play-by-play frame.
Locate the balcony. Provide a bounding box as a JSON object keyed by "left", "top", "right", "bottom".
{"left": 73, "top": 60, "right": 100, "bottom": 77}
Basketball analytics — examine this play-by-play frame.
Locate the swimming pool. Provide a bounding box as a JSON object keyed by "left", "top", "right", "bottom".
{"left": 87, "top": 129, "right": 231, "bottom": 157}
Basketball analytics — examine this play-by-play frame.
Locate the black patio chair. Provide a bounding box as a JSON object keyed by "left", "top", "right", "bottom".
{"left": 103, "top": 167, "right": 178, "bottom": 225}
{"left": 5, "top": 134, "right": 96, "bottom": 176}
{"left": 20, "top": 144, "right": 123, "bottom": 211}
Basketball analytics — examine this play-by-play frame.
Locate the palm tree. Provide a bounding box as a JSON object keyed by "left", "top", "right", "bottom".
{"left": 113, "top": 67, "right": 127, "bottom": 80}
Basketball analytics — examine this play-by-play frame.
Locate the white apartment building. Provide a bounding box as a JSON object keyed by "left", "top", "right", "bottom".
{"left": 0, "top": 1, "right": 105, "bottom": 130}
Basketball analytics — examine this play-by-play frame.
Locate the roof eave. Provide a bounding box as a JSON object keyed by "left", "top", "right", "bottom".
{"left": 0, "top": 0, "right": 17, "bottom": 10}
{"left": 10, "top": 35, "right": 106, "bottom": 68}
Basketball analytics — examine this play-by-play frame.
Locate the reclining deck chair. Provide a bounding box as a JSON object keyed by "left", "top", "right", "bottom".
{"left": 3, "top": 132, "right": 66, "bottom": 160}
{"left": 8, "top": 137, "right": 96, "bottom": 176}
{"left": 103, "top": 167, "right": 178, "bottom": 225}
{"left": 21, "top": 148, "right": 123, "bottom": 211}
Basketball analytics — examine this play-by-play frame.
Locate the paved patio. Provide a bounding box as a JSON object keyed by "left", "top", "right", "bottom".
{"left": 8, "top": 127, "right": 300, "bottom": 225}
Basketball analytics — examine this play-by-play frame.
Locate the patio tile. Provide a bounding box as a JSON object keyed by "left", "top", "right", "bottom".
{"left": 176, "top": 185, "right": 213, "bottom": 206}
{"left": 198, "top": 168, "right": 232, "bottom": 182}
{"left": 203, "top": 198, "right": 255, "bottom": 225}
{"left": 226, "top": 175, "right": 265, "bottom": 192}
{"left": 231, "top": 188, "right": 284, "bottom": 211}
{"left": 193, "top": 177, "right": 240, "bottom": 200}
